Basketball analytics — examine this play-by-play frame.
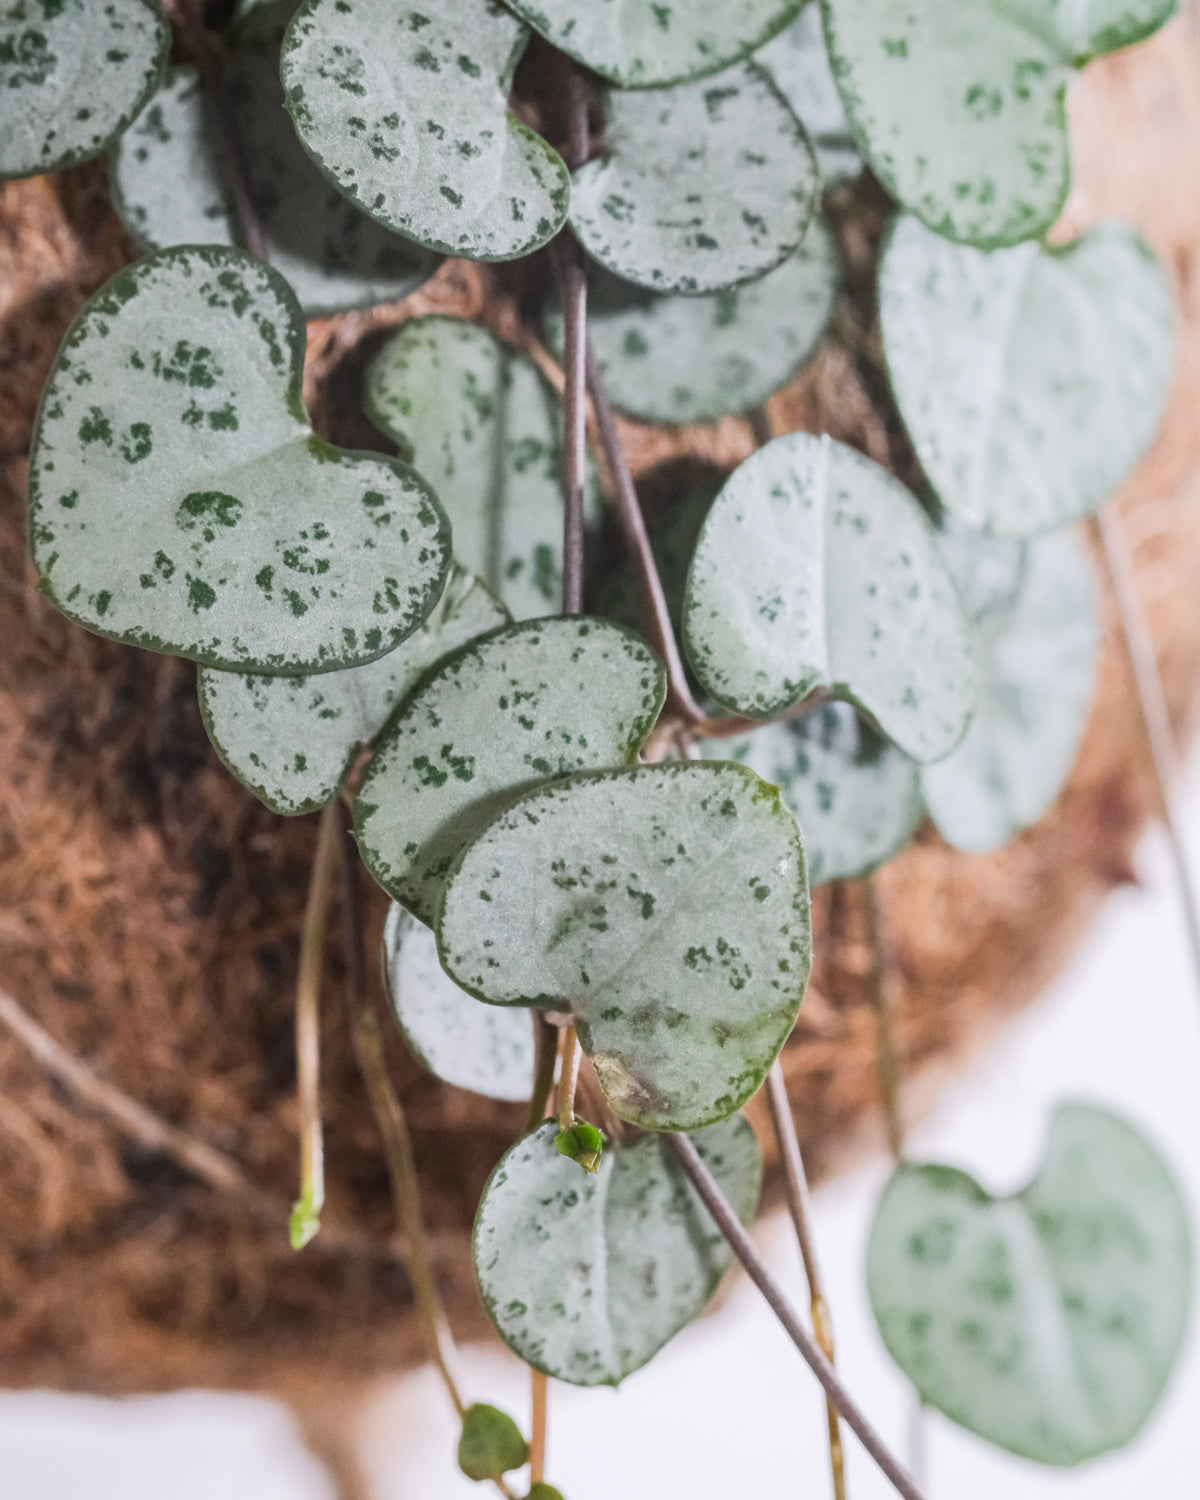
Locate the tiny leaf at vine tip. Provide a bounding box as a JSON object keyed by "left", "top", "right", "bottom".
{"left": 554, "top": 1120, "right": 604, "bottom": 1174}
{"left": 457, "top": 1403, "right": 530, "bottom": 1482}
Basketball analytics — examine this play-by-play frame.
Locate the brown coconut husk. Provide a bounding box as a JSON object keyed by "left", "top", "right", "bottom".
{"left": 0, "top": 6, "right": 1199, "bottom": 1430}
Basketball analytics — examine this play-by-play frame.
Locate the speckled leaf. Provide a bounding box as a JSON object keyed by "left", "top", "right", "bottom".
{"left": 756, "top": 5, "right": 860, "bottom": 184}
{"left": 110, "top": 33, "right": 439, "bottom": 316}
{"left": 28, "top": 246, "right": 451, "bottom": 674}
{"left": 474, "top": 1114, "right": 761, "bottom": 1385}
{"left": 384, "top": 905, "right": 534, "bottom": 1102}
{"left": 280, "top": 0, "right": 569, "bottom": 261}
{"left": 366, "top": 317, "right": 599, "bottom": 620}
{"left": 198, "top": 565, "right": 506, "bottom": 815}
{"left": 569, "top": 62, "right": 819, "bottom": 295}
{"left": 868, "top": 1103, "right": 1192, "bottom": 1465}
{"left": 0, "top": 0, "right": 168, "bottom": 179}
{"left": 880, "top": 216, "right": 1173, "bottom": 536}
{"left": 683, "top": 433, "right": 977, "bottom": 762}
{"left": 354, "top": 618, "right": 666, "bottom": 926}
{"left": 921, "top": 528, "right": 1099, "bottom": 854}
{"left": 439, "top": 761, "right": 811, "bottom": 1131}
{"left": 546, "top": 222, "right": 838, "bottom": 427}
{"left": 501, "top": 0, "right": 803, "bottom": 88}
{"left": 702, "top": 701, "right": 921, "bottom": 885}
{"left": 821, "top": 0, "right": 1176, "bottom": 248}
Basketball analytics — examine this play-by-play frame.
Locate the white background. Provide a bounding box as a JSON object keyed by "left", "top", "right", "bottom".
{"left": 4, "top": 764, "right": 1200, "bottom": 1499}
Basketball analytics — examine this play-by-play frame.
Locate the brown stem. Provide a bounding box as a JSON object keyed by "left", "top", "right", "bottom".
{"left": 1093, "top": 507, "right": 1200, "bottom": 994}
{"left": 554, "top": 67, "right": 590, "bottom": 619}
{"left": 555, "top": 1025, "right": 582, "bottom": 1130}
{"left": 860, "top": 879, "right": 905, "bottom": 1163}
{"left": 765, "top": 1063, "right": 846, "bottom": 1500}
{"left": 527, "top": 1015, "right": 560, "bottom": 1131}
{"left": 530, "top": 1369, "right": 549, "bottom": 1487}
{"left": 666, "top": 1132, "right": 926, "bottom": 1500}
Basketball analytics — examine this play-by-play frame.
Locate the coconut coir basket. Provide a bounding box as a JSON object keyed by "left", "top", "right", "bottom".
{"left": 1, "top": 5, "right": 1199, "bottom": 1453}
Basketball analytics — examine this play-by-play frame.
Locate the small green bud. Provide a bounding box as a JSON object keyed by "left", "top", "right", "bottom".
{"left": 457, "top": 1403, "right": 530, "bottom": 1482}
{"left": 525, "top": 1485, "right": 567, "bottom": 1500}
{"left": 289, "top": 1196, "right": 320, "bottom": 1250}
{"left": 553, "top": 1119, "right": 604, "bottom": 1174}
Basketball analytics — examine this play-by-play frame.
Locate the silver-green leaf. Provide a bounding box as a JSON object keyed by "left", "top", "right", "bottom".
{"left": 384, "top": 905, "right": 534, "bottom": 1102}
{"left": 755, "top": 5, "right": 860, "bottom": 185}
{"left": 922, "top": 527, "right": 1099, "bottom": 854}
{"left": 198, "top": 564, "right": 507, "bottom": 815}
{"left": 439, "top": 761, "right": 811, "bottom": 1131}
{"left": 474, "top": 1115, "right": 762, "bottom": 1385}
{"left": 569, "top": 62, "right": 819, "bottom": 295}
{"left": 821, "top": 0, "right": 1176, "bottom": 248}
{"left": 501, "top": 0, "right": 803, "bottom": 88}
{"left": 111, "top": 30, "right": 439, "bottom": 317}
{"left": 683, "top": 432, "right": 977, "bottom": 762}
{"left": 281, "top": 0, "right": 569, "bottom": 261}
{"left": 548, "top": 221, "right": 839, "bottom": 427}
{"left": 0, "top": 0, "right": 169, "bottom": 180}
{"left": 868, "top": 1103, "right": 1192, "bottom": 1465}
{"left": 365, "top": 317, "right": 599, "bottom": 620}
{"left": 703, "top": 701, "right": 921, "bottom": 885}
{"left": 880, "top": 215, "right": 1174, "bottom": 536}
{"left": 354, "top": 617, "right": 666, "bottom": 926}
{"left": 28, "top": 246, "right": 451, "bottom": 674}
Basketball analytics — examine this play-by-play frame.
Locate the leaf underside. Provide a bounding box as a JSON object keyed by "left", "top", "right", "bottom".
{"left": 281, "top": 0, "right": 569, "bottom": 260}
{"left": 868, "top": 1104, "right": 1192, "bottom": 1465}
{"left": 28, "top": 246, "right": 451, "bottom": 675}
{"left": 439, "top": 761, "right": 811, "bottom": 1131}
{"left": 569, "top": 61, "right": 819, "bottom": 295}
{"left": 354, "top": 616, "right": 667, "bottom": 927}
{"left": 881, "top": 215, "right": 1174, "bottom": 536}
{"left": 0, "top": 0, "right": 169, "bottom": 179}
{"left": 683, "top": 432, "right": 977, "bottom": 763}
{"left": 474, "top": 1115, "right": 762, "bottom": 1385}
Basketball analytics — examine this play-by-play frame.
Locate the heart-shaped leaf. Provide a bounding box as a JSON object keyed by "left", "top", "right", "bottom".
{"left": 868, "top": 1103, "right": 1192, "bottom": 1465}
{"left": 682, "top": 432, "right": 977, "bottom": 762}
{"left": 354, "top": 617, "right": 666, "bottom": 926}
{"left": 569, "top": 62, "right": 819, "bottom": 295}
{"left": 702, "top": 701, "right": 921, "bottom": 885}
{"left": 384, "top": 905, "right": 534, "bottom": 1102}
{"left": 28, "top": 246, "right": 451, "bottom": 674}
{"left": 198, "top": 564, "right": 507, "bottom": 815}
{"left": 880, "top": 215, "right": 1173, "bottom": 536}
{"left": 365, "top": 317, "right": 599, "bottom": 620}
{"left": 921, "top": 528, "right": 1099, "bottom": 854}
{"left": 755, "top": 5, "right": 860, "bottom": 185}
{"left": 439, "top": 761, "right": 811, "bottom": 1131}
{"left": 501, "top": 0, "right": 803, "bottom": 88}
{"left": 281, "top": 0, "right": 569, "bottom": 261}
{"left": 821, "top": 0, "right": 1176, "bottom": 248}
{"left": 474, "top": 1114, "right": 762, "bottom": 1385}
{"left": 546, "top": 221, "right": 838, "bottom": 427}
{"left": 0, "top": 0, "right": 169, "bottom": 180}
{"left": 110, "top": 17, "right": 439, "bottom": 317}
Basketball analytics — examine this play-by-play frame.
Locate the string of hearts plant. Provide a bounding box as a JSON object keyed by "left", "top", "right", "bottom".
{"left": 2, "top": 0, "right": 1196, "bottom": 1496}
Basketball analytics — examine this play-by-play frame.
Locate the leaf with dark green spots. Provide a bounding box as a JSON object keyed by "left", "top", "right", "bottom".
{"left": 868, "top": 1103, "right": 1192, "bottom": 1465}
{"left": 365, "top": 317, "right": 600, "bottom": 620}
{"left": 280, "top": 0, "right": 569, "bottom": 261}
{"left": 110, "top": 17, "right": 439, "bottom": 317}
{"left": 569, "top": 62, "right": 819, "bottom": 295}
{"left": 682, "top": 432, "right": 977, "bottom": 762}
{"left": 198, "top": 565, "right": 506, "bottom": 815}
{"left": 457, "top": 1404, "right": 529, "bottom": 1482}
{"left": 546, "top": 222, "right": 838, "bottom": 427}
{"left": 880, "top": 216, "right": 1173, "bottom": 536}
{"left": 384, "top": 904, "right": 535, "bottom": 1102}
{"left": 28, "top": 246, "right": 451, "bottom": 675}
{"left": 755, "top": 5, "right": 860, "bottom": 184}
{"left": 0, "top": 0, "right": 168, "bottom": 180}
{"left": 501, "top": 0, "right": 804, "bottom": 88}
{"left": 354, "top": 617, "right": 666, "bottom": 926}
{"left": 439, "top": 761, "right": 811, "bottom": 1131}
{"left": 474, "top": 1115, "right": 761, "bottom": 1385}
{"left": 921, "top": 527, "right": 1099, "bottom": 854}
{"left": 821, "top": 0, "right": 1176, "bottom": 248}
{"left": 702, "top": 701, "right": 921, "bottom": 885}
